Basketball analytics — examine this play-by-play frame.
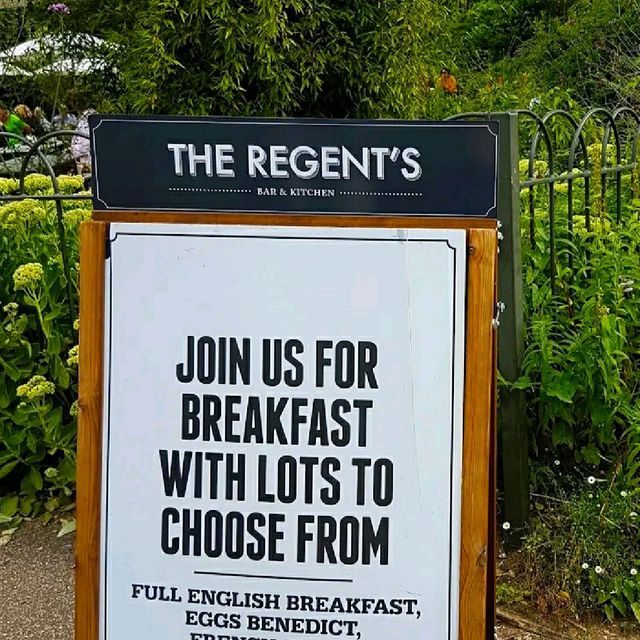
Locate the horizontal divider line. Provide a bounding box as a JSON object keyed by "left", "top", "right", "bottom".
{"left": 193, "top": 570, "right": 353, "bottom": 583}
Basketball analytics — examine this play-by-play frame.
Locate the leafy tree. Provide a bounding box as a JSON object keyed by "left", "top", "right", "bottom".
{"left": 64, "top": 0, "right": 446, "bottom": 118}
{"left": 518, "top": 0, "right": 640, "bottom": 107}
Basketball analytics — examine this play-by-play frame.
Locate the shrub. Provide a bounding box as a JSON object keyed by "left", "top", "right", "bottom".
{"left": 505, "top": 163, "right": 640, "bottom": 620}
{"left": 0, "top": 176, "right": 89, "bottom": 529}
{"left": 65, "top": 0, "right": 447, "bottom": 118}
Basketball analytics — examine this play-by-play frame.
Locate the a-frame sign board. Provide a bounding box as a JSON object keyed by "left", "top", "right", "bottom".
{"left": 77, "top": 116, "right": 498, "bottom": 640}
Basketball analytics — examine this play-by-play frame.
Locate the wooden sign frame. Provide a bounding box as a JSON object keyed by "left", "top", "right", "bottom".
{"left": 77, "top": 211, "right": 497, "bottom": 640}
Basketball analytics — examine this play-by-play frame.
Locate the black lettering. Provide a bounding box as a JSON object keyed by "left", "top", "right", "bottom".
{"left": 284, "top": 339, "right": 304, "bottom": 386}
{"left": 203, "top": 510, "right": 223, "bottom": 557}
{"left": 373, "top": 458, "right": 393, "bottom": 506}
{"left": 197, "top": 337, "right": 216, "bottom": 383}
{"left": 317, "top": 516, "right": 337, "bottom": 563}
{"left": 181, "top": 394, "right": 200, "bottom": 440}
{"left": 224, "top": 395, "right": 242, "bottom": 443}
{"left": 340, "top": 516, "right": 359, "bottom": 565}
{"left": 202, "top": 395, "right": 222, "bottom": 441}
{"left": 277, "top": 456, "right": 297, "bottom": 503}
{"left": 352, "top": 458, "right": 371, "bottom": 505}
{"left": 262, "top": 339, "right": 282, "bottom": 386}
{"left": 362, "top": 517, "right": 389, "bottom": 565}
{"left": 159, "top": 450, "right": 192, "bottom": 497}
{"left": 353, "top": 399, "right": 373, "bottom": 447}
{"left": 230, "top": 338, "right": 251, "bottom": 384}
{"left": 308, "top": 399, "right": 329, "bottom": 446}
{"left": 335, "top": 340, "right": 355, "bottom": 388}
{"left": 321, "top": 458, "right": 341, "bottom": 505}
{"left": 246, "top": 512, "right": 266, "bottom": 560}
{"left": 296, "top": 515, "right": 314, "bottom": 562}
{"left": 315, "top": 340, "right": 332, "bottom": 387}
{"left": 330, "top": 399, "right": 351, "bottom": 446}
{"left": 358, "top": 341, "right": 378, "bottom": 388}
{"left": 161, "top": 507, "right": 180, "bottom": 554}
{"left": 176, "top": 335, "right": 195, "bottom": 382}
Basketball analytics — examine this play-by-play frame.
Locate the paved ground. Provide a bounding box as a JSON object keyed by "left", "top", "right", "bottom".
{"left": 0, "top": 520, "right": 639, "bottom": 640}
{"left": 0, "top": 520, "right": 74, "bottom": 640}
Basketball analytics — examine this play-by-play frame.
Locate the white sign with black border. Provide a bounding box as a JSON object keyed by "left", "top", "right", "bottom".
{"left": 100, "top": 223, "right": 467, "bottom": 640}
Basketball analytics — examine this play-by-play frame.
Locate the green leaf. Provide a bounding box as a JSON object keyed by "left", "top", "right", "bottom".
{"left": 612, "top": 596, "right": 627, "bottom": 616}
{"left": 552, "top": 422, "right": 574, "bottom": 448}
{"left": 0, "top": 460, "right": 19, "bottom": 480}
{"left": 545, "top": 372, "right": 578, "bottom": 403}
{"left": 631, "top": 602, "right": 640, "bottom": 622}
{"left": 581, "top": 444, "right": 601, "bottom": 465}
{"left": 21, "top": 467, "right": 43, "bottom": 493}
{"left": 604, "top": 603, "right": 614, "bottom": 621}
{"left": 57, "top": 519, "right": 76, "bottom": 537}
{"left": 0, "top": 495, "right": 18, "bottom": 518}
{"left": 29, "top": 467, "right": 43, "bottom": 491}
{"left": 45, "top": 497, "right": 60, "bottom": 512}
{"left": 0, "top": 355, "right": 21, "bottom": 381}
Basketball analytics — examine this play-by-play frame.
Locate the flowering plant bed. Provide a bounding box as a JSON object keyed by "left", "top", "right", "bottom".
{"left": 0, "top": 175, "right": 89, "bottom": 538}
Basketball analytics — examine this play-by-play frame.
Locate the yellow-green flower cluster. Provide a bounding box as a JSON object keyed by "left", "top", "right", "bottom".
{"left": 44, "top": 467, "right": 58, "bottom": 479}
{"left": 3, "top": 302, "right": 18, "bottom": 315}
{"left": 553, "top": 181, "right": 569, "bottom": 194}
{"left": 17, "top": 375, "right": 55, "bottom": 400}
{"left": 0, "top": 199, "right": 47, "bottom": 225}
{"left": 57, "top": 175, "right": 84, "bottom": 195}
{"left": 47, "top": 254, "right": 63, "bottom": 269}
{"left": 70, "top": 400, "right": 79, "bottom": 417}
{"left": 63, "top": 208, "right": 92, "bottom": 227}
{"left": 62, "top": 194, "right": 91, "bottom": 212}
{"left": 13, "top": 262, "right": 44, "bottom": 291}
{"left": 519, "top": 159, "right": 548, "bottom": 181}
{"left": 73, "top": 318, "right": 79, "bottom": 331}
{"left": 67, "top": 345, "right": 79, "bottom": 366}
{"left": 23, "top": 173, "right": 54, "bottom": 195}
{"left": 0, "top": 177, "right": 18, "bottom": 195}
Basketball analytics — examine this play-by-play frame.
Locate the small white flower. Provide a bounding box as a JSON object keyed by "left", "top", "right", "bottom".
{"left": 589, "top": 493, "right": 594, "bottom": 499}
{"left": 630, "top": 512, "right": 638, "bottom": 518}
{"left": 631, "top": 568, "right": 638, "bottom": 576}
{"left": 595, "top": 566, "right": 604, "bottom": 574}
{"left": 621, "top": 491, "right": 628, "bottom": 497}
{"left": 587, "top": 476, "right": 596, "bottom": 485}
{"left": 582, "top": 562, "right": 589, "bottom": 570}
{"left": 502, "top": 522, "right": 511, "bottom": 531}
{"left": 554, "top": 460, "right": 560, "bottom": 466}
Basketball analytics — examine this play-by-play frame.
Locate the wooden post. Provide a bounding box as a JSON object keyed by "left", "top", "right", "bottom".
{"left": 76, "top": 221, "right": 108, "bottom": 640}
{"left": 459, "top": 228, "right": 498, "bottom": 640}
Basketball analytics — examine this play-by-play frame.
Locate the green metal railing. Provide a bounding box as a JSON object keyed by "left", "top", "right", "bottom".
{"left": 449, "top": 108, "right": 640, "bottom": 530}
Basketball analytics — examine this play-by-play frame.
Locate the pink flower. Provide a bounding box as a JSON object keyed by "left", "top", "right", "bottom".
{"left": 47, "top": 3, "right": 70, "bottom": 14}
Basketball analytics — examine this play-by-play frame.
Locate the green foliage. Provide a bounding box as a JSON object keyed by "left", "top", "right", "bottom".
{"left": 508, "top": 486, "right": 640, "bottom": 620}
{"left": 511, "top": 0, "right": 640, "bottom": 107}
{"left": 504, "top": 125, "right": 640, "bottom": 619}
{"left": 64, "top": 0, "right": 446, "bottom": 118}
{"left": 518, "top": 191, "right": 640, "bottom": 474}
{"left": 452, "top": 0, "right": 571, "bottom": 66}
{"left": 0, "top": 176, "right": 90, "bottom": 529}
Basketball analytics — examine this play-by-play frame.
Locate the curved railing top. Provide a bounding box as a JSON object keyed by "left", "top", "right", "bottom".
{"left": 0, "top": 128, "right": 92, "bottom": 203}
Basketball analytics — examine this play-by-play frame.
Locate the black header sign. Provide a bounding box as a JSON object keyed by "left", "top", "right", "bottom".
{"left": 89, "top": 115, "right": 498, "bottom": 217}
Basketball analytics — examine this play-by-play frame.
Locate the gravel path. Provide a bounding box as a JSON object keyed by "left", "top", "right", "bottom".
{"left": 0, "top": 520, "right": 74, "bottom": 640}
